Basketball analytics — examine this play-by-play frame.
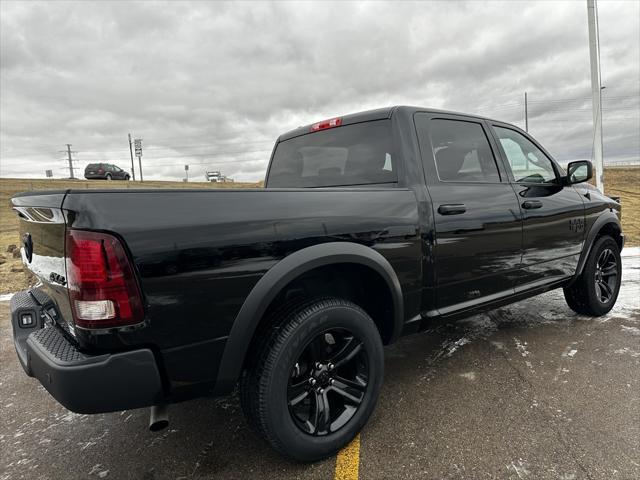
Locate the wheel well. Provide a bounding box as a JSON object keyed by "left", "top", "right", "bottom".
{"left": 595, "top": 222, "right": 623, "bottom": 250}
{"left": 256, "top": 263, "right": 396, "bottom": 347}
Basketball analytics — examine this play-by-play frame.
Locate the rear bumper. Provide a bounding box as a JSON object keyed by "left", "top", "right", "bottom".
{"left": 11, "top": 291, "right": 164, "bottom": 414}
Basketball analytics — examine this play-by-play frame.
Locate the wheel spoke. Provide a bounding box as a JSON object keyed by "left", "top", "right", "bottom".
{"left": 313, "top": 392, "right": 331, "bottom": 434}
{"left": 331, "top": 379, "right": 365, "bottom": 405}
{"left": 595, "top": 282, "right": 603, "bottom": 301}
{"left": 599, "top": 280, "right": 613, "bottom": 299}
{"left": 288, "top": 380, "right": 310, "bottom": 407}
{"left": 329, "top": 336, "right": 363, "bottom": 369}
{"left": 602, "top": 264, "right": 617, "bottom": 276}
{"left": 333, "top": 375, "right": 367, "bottom": 392}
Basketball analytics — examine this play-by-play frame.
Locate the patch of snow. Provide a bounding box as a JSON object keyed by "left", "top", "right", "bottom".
{"left": 621, "top": 246, "right": 640, "bottom": 258}
{"left": 559, "top": 473, "right": 577, "bottom": 480}
{"left": 621, "top": 325, "right": 640, "bottom": 335}
{"left": 0, "top": 293, "right": 14, "bottom": 302}
{"left": 614, "top": 347, "right": 640, "bottom": 358}
{"left": 459, "top": 372, "right": 476, "bottom": 380}
{"left": 514, "top": 338, "right": 530, "bottom": 357}
{"left": 434, "top": 336, "right": 472, "bottom": 360}
{"left": 508, "top": 459, "right": 530, "bottom": 478}
{"left": 88, "top": 464, "right": 102, "bottom": 476}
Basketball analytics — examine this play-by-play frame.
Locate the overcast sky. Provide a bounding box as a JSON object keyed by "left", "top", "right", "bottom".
{"left": 1, "top": 0, "right": 638, "bottom": 182}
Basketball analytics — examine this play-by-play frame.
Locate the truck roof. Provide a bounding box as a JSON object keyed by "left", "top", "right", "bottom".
{"left": 277, "top": 105, "right": 501, "bottom": 142}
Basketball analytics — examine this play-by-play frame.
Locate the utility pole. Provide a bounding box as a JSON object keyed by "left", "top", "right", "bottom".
{"left": 524, "top": 92, "right": 529, "bottom": 132}
{"left": 59, "top": 144, "right": 77, "bottom": 179}
{"left": 587, "top": 0, "right": 604, "bottom": 192}
{"left": 128, "top": 133, "right": 136, "bottom": 181}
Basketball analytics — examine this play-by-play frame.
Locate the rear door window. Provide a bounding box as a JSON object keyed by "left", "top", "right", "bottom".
{"left": 428, "top": 119, "right": 501, "bottom": 183}
{"left": 267, "top": 120, "right": 397, "bottom": 188}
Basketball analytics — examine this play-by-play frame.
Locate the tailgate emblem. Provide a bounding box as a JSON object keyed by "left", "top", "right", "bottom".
{"left": 22, "top": 233, "right": 33, "bottom": 263}
{"left": 49, "top": 272, "right": 67, "bottom": 286}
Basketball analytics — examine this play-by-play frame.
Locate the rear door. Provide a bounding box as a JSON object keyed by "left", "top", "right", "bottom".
{"left": 488, "top": 124, "right": 585, "bottom": 290}
{"left": 415, "top": 113, "right": 523, "bottom": 313}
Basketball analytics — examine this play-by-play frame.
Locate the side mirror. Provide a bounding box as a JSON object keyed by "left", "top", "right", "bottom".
{"left": 566, "top": 160, "right": 593, "bottom": 185}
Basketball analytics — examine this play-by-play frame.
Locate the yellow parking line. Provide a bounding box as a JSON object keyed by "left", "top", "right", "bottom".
{"left": 334, "top": 433, "right": 361, "bottom": 480}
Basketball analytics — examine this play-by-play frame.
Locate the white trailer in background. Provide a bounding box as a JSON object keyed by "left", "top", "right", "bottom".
{"left": 204, "top": 170, "right": 233, "bottom": 183}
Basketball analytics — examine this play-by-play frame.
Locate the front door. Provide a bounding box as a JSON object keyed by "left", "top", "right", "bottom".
{"left": 489, "top": 124, "right": 585, "bottom": 291}
{"left": 415, "top": 114, "right": 523, "bottom": 314}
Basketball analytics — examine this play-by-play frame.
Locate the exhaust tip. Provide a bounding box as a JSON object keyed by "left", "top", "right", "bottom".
{"left": 149, "top": 404, "right": 169, "bottom": 432}
{"left": 149, "top": 418, "right": 169, "bottom": 432}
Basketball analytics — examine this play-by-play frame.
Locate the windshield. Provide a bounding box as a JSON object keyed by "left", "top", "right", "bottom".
{"left": 267, "top": 120, "right": 397, "bottom": 188}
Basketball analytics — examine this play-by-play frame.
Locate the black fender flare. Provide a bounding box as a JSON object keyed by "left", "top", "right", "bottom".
{"left": 213, "top": 241, "right": 404, "bottom": 394}
{"left": 573, "top": 211, "right": 623, "bottom": 280}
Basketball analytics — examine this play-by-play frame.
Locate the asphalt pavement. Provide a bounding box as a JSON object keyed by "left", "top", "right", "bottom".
{"left": 1, "top": 250, "right": 638, "bottom": 480}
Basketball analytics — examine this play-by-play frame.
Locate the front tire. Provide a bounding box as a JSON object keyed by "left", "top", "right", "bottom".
{"left": 240, "top": 297, "right": 384, "bottom": 462}
{"left": 105, "top": 173, "right": 112, "bottom": 181}
{"left": 564, "top": 236, "right": 622, "bottom": 316}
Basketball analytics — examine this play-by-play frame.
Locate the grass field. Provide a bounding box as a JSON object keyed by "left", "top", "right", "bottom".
{"left": 0, "top": 168, "right": 638, "bottom": 294}
{"left": 599, "top": 167, "right": 640, "bottom": 247}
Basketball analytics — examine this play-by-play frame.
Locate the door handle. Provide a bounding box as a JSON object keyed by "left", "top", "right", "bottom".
{"left": 438, "top": 204, "right": 466, "bottom": 215}
{"left": 522, "top": 200, "right": 543, "bottom": 209}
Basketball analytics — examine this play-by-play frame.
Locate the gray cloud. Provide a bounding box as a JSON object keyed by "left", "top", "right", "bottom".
{"left": 1, "top": 0, "right": 638, "bottom": 181}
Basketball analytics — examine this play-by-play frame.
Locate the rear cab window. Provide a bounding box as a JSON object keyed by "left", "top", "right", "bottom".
{"left": 266, "top": 120, "right": 398, "bottom": 188}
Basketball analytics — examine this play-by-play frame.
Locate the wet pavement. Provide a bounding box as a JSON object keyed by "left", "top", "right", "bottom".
{"left": 1, "top": 250, "right": 638, "bottom": 479}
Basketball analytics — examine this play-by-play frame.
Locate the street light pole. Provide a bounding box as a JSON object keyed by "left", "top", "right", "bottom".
{"left": 587, "top": 0, "right": 604, "bottom": 192}
{"left": 524, "top": 92, "right": 529, "bottom": 132}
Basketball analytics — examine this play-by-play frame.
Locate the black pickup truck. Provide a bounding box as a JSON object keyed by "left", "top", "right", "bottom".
{"left": 10, "top": 106, "right": 623, "bottom": 461}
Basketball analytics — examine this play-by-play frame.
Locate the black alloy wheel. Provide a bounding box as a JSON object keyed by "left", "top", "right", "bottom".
{"left": 564, "top": 235, "right": 622, "bottom": 316}
{"left": 287, "top": 328, "right": 369, "bottom": 436}
{"left": 240, "top": 297, "right": 384, "bottom": 462}
{"left": 594, "top": 247, "right": 618, "bottom": 303}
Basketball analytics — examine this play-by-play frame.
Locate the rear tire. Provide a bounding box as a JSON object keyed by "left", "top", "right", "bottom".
{"left": 106, "top": 173, "right": 112, "bottom": 181}
{"left": 563, "top": 236, "right": 621, "bottom": 316}
{"left": 240, "top": 297, "right": 384, "bottom": 462}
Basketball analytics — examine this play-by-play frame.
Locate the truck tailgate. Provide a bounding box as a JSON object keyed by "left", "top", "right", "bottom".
{"left": 11, "top": 191, "right": 75, "bottom": 334}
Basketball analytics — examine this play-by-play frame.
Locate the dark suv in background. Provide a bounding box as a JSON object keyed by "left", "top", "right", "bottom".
{"left": 84, "top": 163, "right": 130, "bottom": 180}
